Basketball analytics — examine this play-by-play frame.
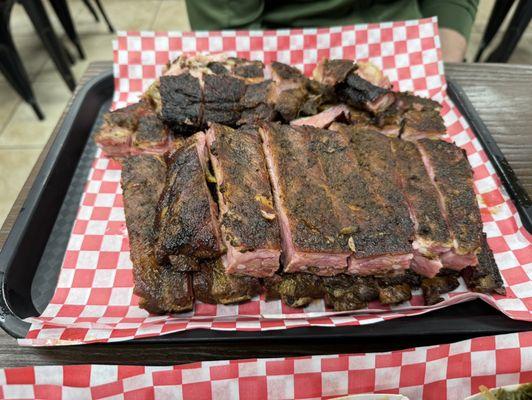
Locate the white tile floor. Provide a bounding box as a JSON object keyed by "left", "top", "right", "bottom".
{"left": 0, "top": 0, "right": 531, "bottom": 227}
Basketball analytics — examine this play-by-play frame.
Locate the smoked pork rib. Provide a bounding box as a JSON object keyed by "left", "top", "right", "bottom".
{"left": 154, "top": 133, "right": 223, "bottom": 264}
{"left": 260, "top": 123, "right": 350, "bottom": 275}
{"left": 206, "top": 124, "right": 281, "bottom": 277}
{"left": 330, "top": 125, "right": 414, "bottom": 274}
{"left": 122, "top": 154, "right": 193, "bottom": 313}
{"left": 296, "top": 125, "right": 414, "bottom": 275}
{"left": 416, "top": 139, "right": 482, "bottom": 269}
{"left": 391, "top": 139, "right": 452, "bottom": 277}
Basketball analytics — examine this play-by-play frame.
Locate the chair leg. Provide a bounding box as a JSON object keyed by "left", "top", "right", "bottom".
{"left": 93, "top": 0, "right": 115, "bottom": 33}
{"left": 81, "top": 0, "right": 99, "bottom": 22}
{"left": 48, "top": 0, "right": 85, "bottom": 59}
{"left": 474, "top": 0, "right": 514, "bottom": 61}
{"left": 29, "top": 99, "right": 45, "bottom": 120}
{"left": 62, "top": 41, "right": 76, "bottom": 64}
{"left": 0, "top": 39, "right": 45, "bottom": 120}
{"left": 486, "top": 0, "right": 532, "bottom": 62}
{"left": 19, "top": 0, "right": 76, "bottom": 91}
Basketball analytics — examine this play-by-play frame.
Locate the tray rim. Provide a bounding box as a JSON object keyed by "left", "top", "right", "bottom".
{"left": 0, "top": 69, "right": 529, "bottom": 343}
{"left": 0, "top": 71, "right": 114, "bottom": 338}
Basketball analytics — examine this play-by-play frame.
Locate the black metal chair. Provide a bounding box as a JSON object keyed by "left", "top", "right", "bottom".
{"left": 81, "top": 0, "right": 114, "bottom": 33}
{"left": 0, "top": 0, "right": 44, "bottom": 119}
{"left": 475, "top": 0, "right": 532, "bottom": 62}
{"left": 0, "top": 0, "right": 76, "bottom": 119}
{"left": 49, "top": 0, "right": 85, "bottom": 59}
{"left": 48, "top": 0, "right": 116, "bottom": 60}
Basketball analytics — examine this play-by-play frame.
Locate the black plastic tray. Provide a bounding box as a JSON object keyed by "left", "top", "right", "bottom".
{"left": 0, "top": 70, "right": 529, "bottom": 345}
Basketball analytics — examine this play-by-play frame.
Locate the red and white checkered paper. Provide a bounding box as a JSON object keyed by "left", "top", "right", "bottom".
{"left": 20, "top": 17, "right": 532, "bottom": 346}
{"left": 4, "top": 332, "right": 532, "bottom": 399}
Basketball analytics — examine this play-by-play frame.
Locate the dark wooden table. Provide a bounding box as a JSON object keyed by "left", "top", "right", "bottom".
{"left": 0, "top": 62, "right": 531, "bottom": 368}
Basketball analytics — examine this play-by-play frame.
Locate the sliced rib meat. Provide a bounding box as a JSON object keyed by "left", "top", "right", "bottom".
{"left": 264, "top": 271, "right": 419, "bottom": 311}
{"left": 339, "top": 73, "right": 396, "bottom": 114}
{"left": 416, "top": 139, "right": 483, "bottom": 270}
{"left": 259, "top": 123, "right": 350, "bottom": 275}
{"left": 154, "top": 133, "right": 223, "bottom": 263}
{"left": 122, "top": 154, "right": 193, "bottom": 313}
{"left": 322, "top": 274, "right": 379, "bottom": 310}
{"left": 206, "top": 124, "right": 281, "bottom": 278}
{"left": 331, "top": 125, "right": 414, "bottom": 275}
{"left": 207, "top": 57, "right": 265, "bottom": 84}
{"left": 356, "top": 61, "right": 392, "bottom": 89}
{"left": 312, "top": 59, "right": 356, "bottom": 86}
{"left": 264, "top": 272, "right": 378, "bottom": 310}
{"left": 290, "top": 104, "right": 351, "bottom": 128}
{"left": 393, "top": 92, "right": 441, "bottom": 113}
{"left": 264, "top": 273, "right": 324, "bottom": 308}
{"left": 391, "top": 139, "right": 453, "bottom": 277}
{"left": 373, "top": 107, "right": 403, "bottom": 137}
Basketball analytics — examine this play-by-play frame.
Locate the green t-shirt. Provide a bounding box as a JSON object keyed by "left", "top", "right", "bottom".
{"left": 186, "top": 0, "right": 478, "bottom": 40}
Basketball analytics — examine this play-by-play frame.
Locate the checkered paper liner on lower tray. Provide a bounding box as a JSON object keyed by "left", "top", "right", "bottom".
{"left": 4, "top": 332, "right": 532, "bottom": 399}
{"left": 20, "top": 17, "right": 532, "bottom": 346}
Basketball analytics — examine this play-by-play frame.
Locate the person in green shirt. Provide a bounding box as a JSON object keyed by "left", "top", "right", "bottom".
{"left": 185, "top": 0, "right": 479, "bottom": 62}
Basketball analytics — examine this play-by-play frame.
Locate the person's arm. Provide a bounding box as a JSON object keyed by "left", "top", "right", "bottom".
{"left": 419, "top": 0, "right": 479, "bottom": 62}
{"left": 439, "top": 28, "right": 468, "bottom": 63}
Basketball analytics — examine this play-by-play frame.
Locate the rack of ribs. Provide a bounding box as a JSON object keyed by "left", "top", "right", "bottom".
{"left": 260, "top": 123, "right": 414, "bottom": 276}
{"left": 206, "top": 124, "right": 281, "bottom": 277}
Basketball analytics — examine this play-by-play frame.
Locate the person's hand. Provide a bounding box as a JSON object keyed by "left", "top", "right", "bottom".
{"left": 440, "top": 28, "right": 467, "bottom": 63}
